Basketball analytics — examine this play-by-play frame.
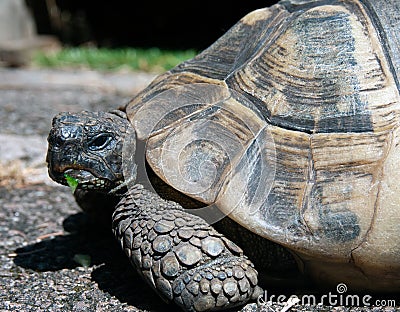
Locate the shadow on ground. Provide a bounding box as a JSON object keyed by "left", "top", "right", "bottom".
{"left": 13, "top": 212, "right": 175, "bottom": 311}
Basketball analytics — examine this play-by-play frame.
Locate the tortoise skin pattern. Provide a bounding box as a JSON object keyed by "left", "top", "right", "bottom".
{"left": 113, "top": 185, "right": 261, "bottom": 311}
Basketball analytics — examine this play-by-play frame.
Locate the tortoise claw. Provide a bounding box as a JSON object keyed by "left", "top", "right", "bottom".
{"left": 171, "top": 256, "right": 261, "bottom": 311}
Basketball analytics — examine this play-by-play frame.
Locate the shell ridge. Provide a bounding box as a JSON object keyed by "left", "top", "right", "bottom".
{"left": 298, "top": 134, "right": 316, "bottom": 238}
{"left": 132, "top": 83, "right": 231, "bottom": 140}
{"left": 358, "top": 0, "right": 400, "bottom": 91}
{"left": 350, "top": 129, "right": 393, "bottom": 254}
{"left": 225, "top": 6, "right": 299, "bottom": 84}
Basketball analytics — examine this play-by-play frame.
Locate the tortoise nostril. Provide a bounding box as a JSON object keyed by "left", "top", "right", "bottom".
{"left": 48, "top": 125, "right": 83, "bottom": 151}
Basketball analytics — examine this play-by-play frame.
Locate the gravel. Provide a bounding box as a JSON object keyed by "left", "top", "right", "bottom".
{"left": 0, "top": 185, "right": 169, "bottom": 312}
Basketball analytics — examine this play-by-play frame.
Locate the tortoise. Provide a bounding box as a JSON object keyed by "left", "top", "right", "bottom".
{"left": 46, "top": 0, "right": 400, "bottom": 310}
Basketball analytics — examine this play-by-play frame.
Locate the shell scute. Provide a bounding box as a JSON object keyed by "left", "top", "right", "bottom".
{"left": 227, "top": 3, "right": 399, "bottom": 133}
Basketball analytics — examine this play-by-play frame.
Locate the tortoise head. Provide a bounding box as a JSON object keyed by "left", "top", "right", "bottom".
{"left": 47, "top": 111, "right": 134, "bottom": 193}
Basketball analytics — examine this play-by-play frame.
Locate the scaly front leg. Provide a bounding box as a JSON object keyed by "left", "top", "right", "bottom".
{"left": 112, "top": 184, "right": 262, "bottom": 311}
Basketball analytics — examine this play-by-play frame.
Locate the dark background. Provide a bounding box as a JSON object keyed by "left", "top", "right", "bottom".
{"left": 26, "top": 1, "right": 280, "bottom": 50}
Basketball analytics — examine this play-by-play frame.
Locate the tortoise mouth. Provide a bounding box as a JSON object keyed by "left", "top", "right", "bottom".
{"left": 59, "top": 168, "right": 114, "bottom": 191}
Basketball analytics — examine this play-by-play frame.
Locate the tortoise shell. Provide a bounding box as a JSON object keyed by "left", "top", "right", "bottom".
{"left": 126, "top": 0, "right": 400, "bottom": 290}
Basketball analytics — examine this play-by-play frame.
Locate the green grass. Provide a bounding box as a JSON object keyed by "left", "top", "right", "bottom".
{"left": 33, "top": 47, "right": 197, "bottom": 73}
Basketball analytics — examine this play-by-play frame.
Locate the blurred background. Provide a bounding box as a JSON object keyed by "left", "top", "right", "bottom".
{"left": 0, "top": 0, "right": 279, "bottom": 70}
{"left": 26, "top": 0, "right": 277, "bottom": 49}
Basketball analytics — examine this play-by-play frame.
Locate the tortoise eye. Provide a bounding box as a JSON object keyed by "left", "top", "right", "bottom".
{"left": 88, "top": 134, "right": 112, "bottom": 150}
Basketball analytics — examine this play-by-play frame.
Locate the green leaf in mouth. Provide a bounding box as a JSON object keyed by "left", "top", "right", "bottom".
{"left": 64, "top": 173, "right": 79, "bottom": 193}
